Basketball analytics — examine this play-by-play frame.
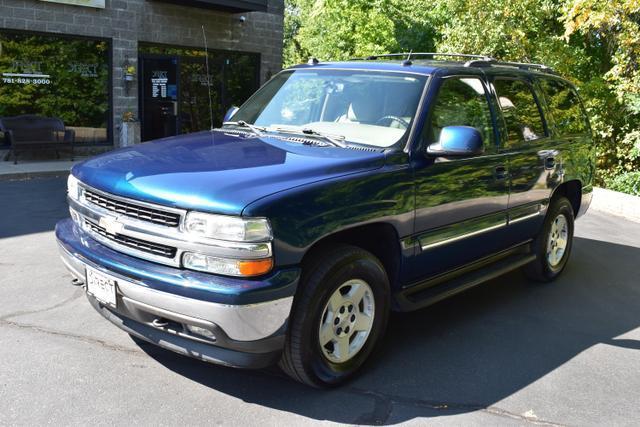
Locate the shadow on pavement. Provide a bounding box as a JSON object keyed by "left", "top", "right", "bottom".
{"left": 0, "top": 176, "right": 69, "bottom": 238}
{"left": 135, "top": 236, "right": 640, "bottom": 424}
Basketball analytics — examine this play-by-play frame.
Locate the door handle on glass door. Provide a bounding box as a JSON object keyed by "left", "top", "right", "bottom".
{"left": 495, "top": 165, "right": 508, "bottom": 180}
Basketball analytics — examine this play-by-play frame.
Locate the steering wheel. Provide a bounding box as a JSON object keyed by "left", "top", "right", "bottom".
{"left": 375, "top": 115, "right": 410, "bottom": 129}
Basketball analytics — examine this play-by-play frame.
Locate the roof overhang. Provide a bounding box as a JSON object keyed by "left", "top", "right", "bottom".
{"left": 148, "top": 0, "right": 268, "bottom": 13}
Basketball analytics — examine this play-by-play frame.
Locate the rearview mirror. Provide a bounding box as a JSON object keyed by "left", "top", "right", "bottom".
{"left": 223, "top": 106, "right": 239, "bottom": 123}
{"left": 427, "top": 126, "right": 484, "bottom": 157}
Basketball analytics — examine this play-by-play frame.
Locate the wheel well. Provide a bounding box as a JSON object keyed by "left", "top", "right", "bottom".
{"left": 301, "top": 223, "right": 401, "bottom": 287}
{"left": 552, "top": 180, "right": 581, "bottom": 217}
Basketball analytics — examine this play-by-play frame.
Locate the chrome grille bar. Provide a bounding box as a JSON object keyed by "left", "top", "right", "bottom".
{"left": 84, "top": 189, "right": 181, "bottom": 227}
{"left": 84, "top": 218, "right": 177, "bottom": 258}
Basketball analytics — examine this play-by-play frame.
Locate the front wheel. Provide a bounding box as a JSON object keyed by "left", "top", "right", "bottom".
{"left": 280, "top": 245, "right": 390, "bottom": 388}
{"left": 523, "top": 197, "right": 575, "bottom": 282}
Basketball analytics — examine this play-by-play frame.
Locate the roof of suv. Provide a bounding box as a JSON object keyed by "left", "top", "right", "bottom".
{"left": 289, "top": 55, "right": 561, "bottom": 80}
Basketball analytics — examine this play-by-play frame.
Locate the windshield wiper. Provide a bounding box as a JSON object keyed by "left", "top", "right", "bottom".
{"left": 222, "top": 120, "right": 267, "bottom": 137}
{"left": 273, "top": 126, "right": 348, "bottom": 148}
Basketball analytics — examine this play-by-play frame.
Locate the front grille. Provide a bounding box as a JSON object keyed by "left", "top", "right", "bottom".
{"left": 84, "top": 219, "right": 177, "bottom": 258}
{"left": 83, "top": 190, "right": 180, "bottom": 228}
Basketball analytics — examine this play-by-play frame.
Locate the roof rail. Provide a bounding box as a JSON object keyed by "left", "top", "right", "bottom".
{"left": 347, "top": 52, "right": 557, "bottom": 74}
{"left": 351, "top": 52, "right": 496, "bottom": 62}
{"left": 465, "top": 58, "right": 557, "bottom": 74}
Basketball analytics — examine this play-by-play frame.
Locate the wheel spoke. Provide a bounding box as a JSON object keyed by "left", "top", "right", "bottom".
{"left": 327, "top": 292, "right": 343, "bottom": 314}
{"left": 349, "top": 282, "right": 367, "bottom": 304}
{"left": 353, "top": 313, "right": 373, "bottom": 332}
{"left": 319, "top": 323, "right": 334, "bottom": 346}
{"left": 335, "top": 337, "right": 350, "bottom": 361}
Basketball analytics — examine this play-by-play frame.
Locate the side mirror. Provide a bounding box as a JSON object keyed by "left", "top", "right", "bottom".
{"left": 427, "top": 126, "right": 484, "bottom": 157}
{"left": 223, "top": 106, "right": 239, "bottom": 123}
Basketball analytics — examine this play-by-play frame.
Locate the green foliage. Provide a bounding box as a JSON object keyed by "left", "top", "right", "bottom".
{"left": 283, "top": 0, "right": 442, "bottom": 65}
{"left": 283, "top": 0, "right": 640, "bottom": 188}
{"left": 605, "top": 171, "right": 640, "bottom": 196}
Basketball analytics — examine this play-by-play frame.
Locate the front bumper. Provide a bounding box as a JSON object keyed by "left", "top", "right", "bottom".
{"left": 56, "top": 218, "right": 299, "bottom": 368}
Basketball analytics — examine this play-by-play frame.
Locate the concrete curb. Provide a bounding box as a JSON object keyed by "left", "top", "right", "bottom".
{"left": 591, "top": 187, "right": 640, "bottom": 223}
{"left": 0, "top": 170, "right": 70, "bottom": 182}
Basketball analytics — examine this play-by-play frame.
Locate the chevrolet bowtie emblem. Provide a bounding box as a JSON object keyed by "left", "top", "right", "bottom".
{"left": 99, "top": 216, "right": 124, "bottom": 235}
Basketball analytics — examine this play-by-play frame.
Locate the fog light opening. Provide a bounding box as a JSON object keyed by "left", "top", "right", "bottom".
{"left": 186, "top": 324, "right": 216, "bottom": 341}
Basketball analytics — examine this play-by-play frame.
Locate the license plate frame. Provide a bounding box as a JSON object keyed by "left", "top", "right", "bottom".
{"left": 86, "top": 266, "right": 118, "bottom": 307}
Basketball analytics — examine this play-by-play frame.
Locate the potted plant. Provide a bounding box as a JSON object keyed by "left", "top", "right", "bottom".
{"left": 120, "top": 111, "right": 140, "bottom": 147}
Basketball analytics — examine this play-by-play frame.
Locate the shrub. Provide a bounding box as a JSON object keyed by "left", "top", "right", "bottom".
{"left": 605, "top": 171, "right": 640, "bottom": 196}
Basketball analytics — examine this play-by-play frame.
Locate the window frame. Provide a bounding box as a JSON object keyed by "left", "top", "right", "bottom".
{"left": 489, "top": 76, "right": 550, "bottom": 150}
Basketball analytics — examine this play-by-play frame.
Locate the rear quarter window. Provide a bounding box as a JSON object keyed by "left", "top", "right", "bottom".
{"left": 539, "top": 78, "right": 589, "bottom": 136}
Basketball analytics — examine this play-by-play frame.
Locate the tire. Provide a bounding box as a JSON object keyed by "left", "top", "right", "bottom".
{"left": 523, "top": 196, "right": 575, "bottom": 282}
{"left": 280, "top": 244, "right": 390, "bottom": 388}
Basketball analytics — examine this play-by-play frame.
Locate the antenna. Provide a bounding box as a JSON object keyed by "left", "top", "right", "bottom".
{"left": 202, "top": 25, "right": 215, "bottom": 132}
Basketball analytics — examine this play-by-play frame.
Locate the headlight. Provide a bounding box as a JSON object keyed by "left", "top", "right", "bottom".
{"left": 184, "top": 212, "right": 271, "bottom": 242}
{"left": 67, "top": 174, "right": 80, "bottom": 201}
{"left": 183, "top": 252, "right": 273, "bottom": 277}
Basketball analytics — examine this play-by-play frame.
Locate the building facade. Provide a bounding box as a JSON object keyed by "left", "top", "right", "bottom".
{"left": 0, "top": 0, "right": 284, "bottom": 150}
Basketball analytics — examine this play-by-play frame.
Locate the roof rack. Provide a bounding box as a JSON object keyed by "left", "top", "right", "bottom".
{"left": 464, "top": 58, "right": 556, "bottom": 74}
{"left": 347, "top": 52, "right": 557, "bottom": 74}
{"left": 351, "top": 52, "right": 496, "bottom": 62}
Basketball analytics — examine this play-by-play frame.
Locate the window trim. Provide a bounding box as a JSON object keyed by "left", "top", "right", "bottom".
{"left": 490, "top": 76, "right": 550, "bottom": 151}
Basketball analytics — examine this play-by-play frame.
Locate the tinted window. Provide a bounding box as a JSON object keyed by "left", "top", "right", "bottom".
{"left": 494, "top": 79, "right": 546, "bottom": 146}
{"left": 0, "top": 31, "right": 110, "bottom": 145}
{"left": 540, "top": 78, "right": 588, "bottom": 135}
{"left": 428, "top": 77, "right": 494, "bottom": 146}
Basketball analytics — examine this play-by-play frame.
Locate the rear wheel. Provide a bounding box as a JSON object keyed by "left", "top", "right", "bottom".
{"left": 523, "top": 197, "right": 575, "bottom": 282}
{"left": 280, "top": 245, "right": 390, "bottom": 388}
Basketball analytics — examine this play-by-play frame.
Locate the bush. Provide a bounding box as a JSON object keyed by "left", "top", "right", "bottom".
{"left": 605, "top": 171, "right": 640, "bottom": 196}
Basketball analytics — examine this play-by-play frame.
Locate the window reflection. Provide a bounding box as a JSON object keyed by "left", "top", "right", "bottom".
{"left": 493, "top": 79, "right": 546, "bottom": 146}
{"left": 0, "top": 31, "right": 110, "bottom": 145}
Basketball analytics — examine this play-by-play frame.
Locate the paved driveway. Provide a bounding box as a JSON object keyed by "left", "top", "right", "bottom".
{"left": 1, "top": 177, "right": 639, "bottom": 426}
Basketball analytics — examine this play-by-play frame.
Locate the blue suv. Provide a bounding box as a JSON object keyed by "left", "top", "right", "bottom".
{"left": 56, "top": 53, "right": 594, "bottom": 387}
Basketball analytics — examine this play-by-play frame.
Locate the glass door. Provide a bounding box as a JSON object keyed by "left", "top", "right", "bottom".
{"left": 140, "top": 55, "right": 179, "bottom": 142}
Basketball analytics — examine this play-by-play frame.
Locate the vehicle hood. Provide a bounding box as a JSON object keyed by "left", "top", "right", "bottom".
{"left": 73, "top": 130, "right": 386, "bottom": 215}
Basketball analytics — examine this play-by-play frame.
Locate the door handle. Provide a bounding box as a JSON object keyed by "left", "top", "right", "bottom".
{"left": 495, "top": 165, "right": 508, "bottom": 180}
{"left": 544, "top": 156, "right": 556, "bottom": 170}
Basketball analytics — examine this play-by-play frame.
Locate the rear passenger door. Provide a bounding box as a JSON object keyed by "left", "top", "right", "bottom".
{"left": 490, "top": 77, "right": 559, "bottom": 244}
{"left": 408, "top": 75, "right": 510, "bottom": 281}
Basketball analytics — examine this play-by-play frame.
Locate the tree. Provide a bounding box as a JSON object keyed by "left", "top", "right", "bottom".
{"left": 283, "top": 0, "right": 640, "bottom": 188}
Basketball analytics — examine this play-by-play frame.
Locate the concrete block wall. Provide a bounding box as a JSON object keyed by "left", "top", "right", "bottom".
{"left": 0, "top": 0, "right": 284, "bottom": 146}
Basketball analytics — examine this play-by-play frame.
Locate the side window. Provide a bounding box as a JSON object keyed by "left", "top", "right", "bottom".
{"left": 428, "top": 77, "right": 494, "bottom": 147}
{"left": 493, "top": 79, "right": 546, "bottom": 147}
{"left": 539, "top": 78, "right": 589, "bottom": 135}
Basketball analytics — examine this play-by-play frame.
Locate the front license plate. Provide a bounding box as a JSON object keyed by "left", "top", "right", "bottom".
{"left": 86, "top": 266, "right": 118, "bottom": 307}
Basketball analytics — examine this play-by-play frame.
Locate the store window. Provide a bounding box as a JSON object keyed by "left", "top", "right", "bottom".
{"left": 0, "top": 31, "right": 111, "bottom": 146}
{"left": 139, "top": 43, "right": 260, "bottom": 141}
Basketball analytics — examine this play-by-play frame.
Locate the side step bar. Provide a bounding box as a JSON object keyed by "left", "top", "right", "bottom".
{"left": 395, "top": 242, "right": 535, "bottom": 311}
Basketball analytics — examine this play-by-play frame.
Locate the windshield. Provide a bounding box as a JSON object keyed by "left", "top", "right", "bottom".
{"left": 229, "top": 69, "right": 428, "bottom": 148}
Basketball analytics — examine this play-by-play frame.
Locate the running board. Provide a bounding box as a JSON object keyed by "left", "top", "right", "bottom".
{"left": 395, "top": 242, "right": 535, "bottom": 311}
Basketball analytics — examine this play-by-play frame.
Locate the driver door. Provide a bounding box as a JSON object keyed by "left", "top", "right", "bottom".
{"left": 407, "top": 76, "right": 510, "bottom": 281}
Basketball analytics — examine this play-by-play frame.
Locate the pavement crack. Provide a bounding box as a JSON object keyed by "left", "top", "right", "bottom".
{"left": 0, "top": 287, "right": 84, "bottom": 321}
{"left": 346, "top": 387, "right": 566, "bottom": 427}
{"left": 0, "top": 319, "right": 143, "bottom": 356}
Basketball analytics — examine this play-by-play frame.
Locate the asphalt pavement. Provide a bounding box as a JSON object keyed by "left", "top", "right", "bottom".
{"left": 1, "top": 177, "right": 639, "bottom": 426}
